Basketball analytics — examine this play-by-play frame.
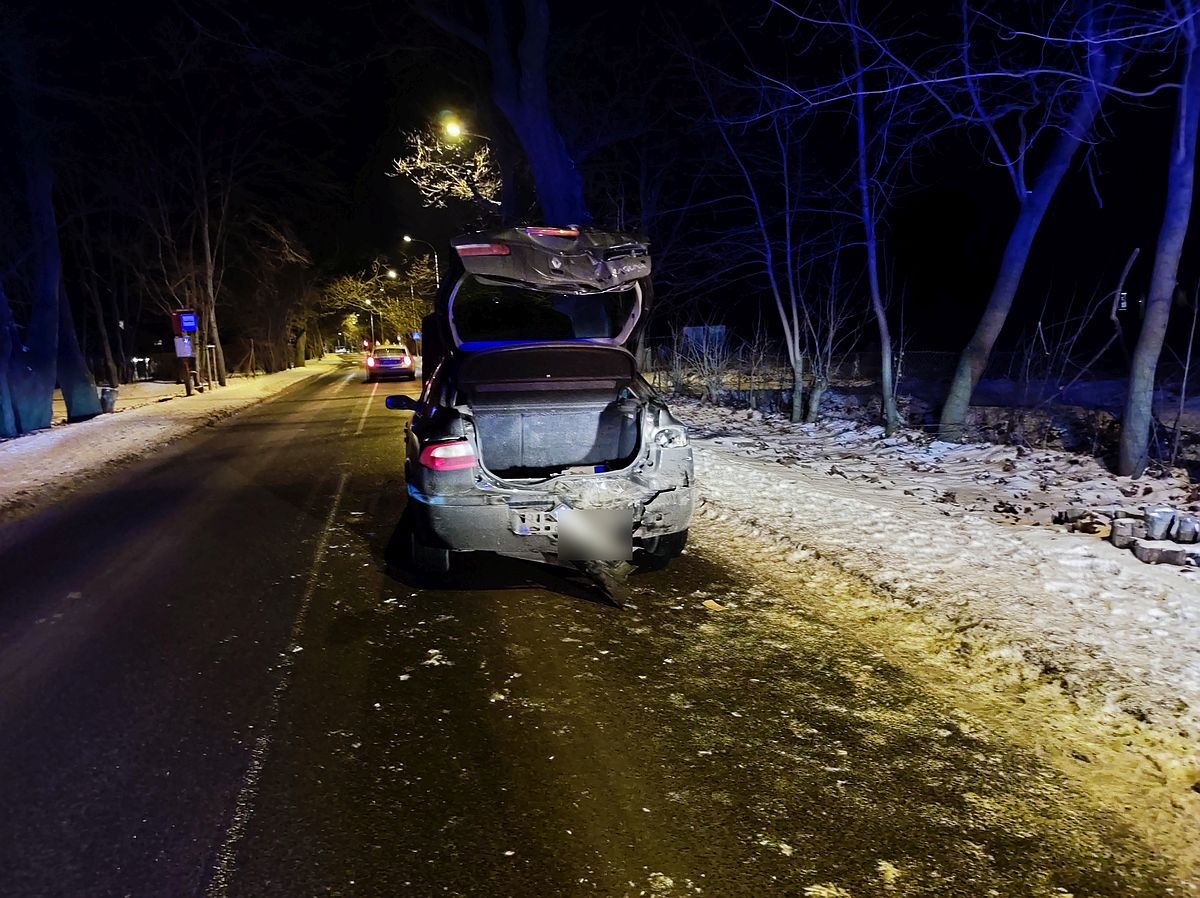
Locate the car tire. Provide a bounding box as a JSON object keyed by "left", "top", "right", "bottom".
{"left": 634, "top": 529, "right": 688, "bottom": 570}
{"left": 402, "top": 506, "right": 450, "bottom": 576}
{"left": 366, "top": 374, "right": 376, "bottom": 383}
{"left": 410, "top": 531, "right": 450, "bottom": 575}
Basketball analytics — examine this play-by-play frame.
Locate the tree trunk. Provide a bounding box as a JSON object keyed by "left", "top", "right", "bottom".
{"left": 4, "top": 39, "right": 59, "bottom": 434}
{"left": 0, "top": 284, "right": 18, "bottom": 438}
{"left": 57, "top": 287, "right": 101, "bottom": 422}
{"left": 293, "top": 328, "right": 307, "bottom": 368}
{"left": 790, "top": 359, "right": 804, "bottom": 423}
{"left": 76, "top": 212, "right": 120, "bottom": 387}
{"left": 209, "top": 305, "right": 227, "bottom": 385}
{"left": 939, "top": 48, "right": 1121, "bottom": 441}
{"left": 485, "top": 0, "right": 588, "bottom": 225}
{"left": 1119, "top": 29, "right": 1200, "bottom": 476}
{"left": 851, "top": 43, "right": 900, "bottom": 434}
{"left": 87, "top": 288, "right": 119, "bottom": 387}
{"left": 805, "top": 379, "right": 827, "bottom": 423}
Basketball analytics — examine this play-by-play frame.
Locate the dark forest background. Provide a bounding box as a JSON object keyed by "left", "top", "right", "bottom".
{"left": 2, "top": 0, "right": 1199, "bottom": 475}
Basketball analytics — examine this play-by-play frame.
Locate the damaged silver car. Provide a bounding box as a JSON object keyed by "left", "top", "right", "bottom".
{"left": 386, "top": 226, "right": 695, "bottom": 582}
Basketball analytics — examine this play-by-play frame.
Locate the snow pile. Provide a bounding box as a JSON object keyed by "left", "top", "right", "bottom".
{"left": 0, "top": 359, "right": 339, "bottom": 518}
{"left": 676, "top": 398, "right": 1200, "bottom": 874}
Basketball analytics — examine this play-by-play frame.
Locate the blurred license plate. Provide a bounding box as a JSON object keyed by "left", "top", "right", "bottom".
{"left": 557, "top": 507, "right": 632, "bottom": 561}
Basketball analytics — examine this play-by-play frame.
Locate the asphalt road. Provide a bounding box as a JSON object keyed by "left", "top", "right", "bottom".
{"left": 0, "top": 360, "right": 1177, "bottom": 897}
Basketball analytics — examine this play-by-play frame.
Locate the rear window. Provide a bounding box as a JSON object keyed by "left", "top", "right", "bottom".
{"left": 373, "top": 347, "right": 409, "bottom": 357}
{"left": 450, "top": 276, "right": 638, "bottom": 347}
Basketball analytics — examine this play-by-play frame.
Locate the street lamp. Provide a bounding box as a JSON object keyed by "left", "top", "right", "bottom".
{"left": 386, "top": 269, "right": 398, "bottom": 279}
{"left": 402, "top": 234, "right": 441, "bottom": 289}
{"left": 444, "top": 119, "right": 463, "bottom": 139}
{"left": 364, "top": 299, "right": 375, "bottom": 347}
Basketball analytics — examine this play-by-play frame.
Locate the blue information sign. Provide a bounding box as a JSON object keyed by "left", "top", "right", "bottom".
{"left": 179, "top": 312, "right": 198, "bottom": 332}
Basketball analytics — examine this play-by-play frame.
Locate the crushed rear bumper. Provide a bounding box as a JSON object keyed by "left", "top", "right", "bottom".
{"left": 406, "top": 475, "right": 694, "bottom": 556}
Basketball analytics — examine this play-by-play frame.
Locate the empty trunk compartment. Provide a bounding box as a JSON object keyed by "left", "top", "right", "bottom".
{"left": 469, "top": 391, "right": 640, "bottom": 476}
{"left": 456, "top": 344, "right": 642, "bottom": 478}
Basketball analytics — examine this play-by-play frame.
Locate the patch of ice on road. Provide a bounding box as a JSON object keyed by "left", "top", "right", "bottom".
{"left": 421, "top": 649, "right": 451, "bottom": 666}
{"left": 646, "top": 872, "right": 674, "bottom": 891}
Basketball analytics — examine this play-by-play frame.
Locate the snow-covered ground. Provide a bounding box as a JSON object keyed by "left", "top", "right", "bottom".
{"left": 676, "top": 396, "right": 1200, "bottom": 882}
{"left": 0, "top": 358, "right": 342, "bottom": 519}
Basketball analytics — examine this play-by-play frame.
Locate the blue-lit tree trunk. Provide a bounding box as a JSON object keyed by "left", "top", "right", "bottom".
{"left": 483, "top": 0, "right": 588, "bottom": 224}
{"left": 422, "top": 0, "right": 587, "bottom": 223}
{"left": 938, "top": 43, "right": 1122, "bottom": 441}
{"left": 1119, "top": 16, "right": 1200, "bottom": 477}
{"left": 56, "top": 283, "right": 101, "bottom": 422}
{"left": 849, "top": 20, "right": 900, "bottom": 434}
{"left": 482, "top": 0, "right": 585, "bottom": 223}
{"left": 0, "top": 284, "right": 17, "bottom": 438}
{"left": 4, "top": 41, "right": 59, "bottom": 434}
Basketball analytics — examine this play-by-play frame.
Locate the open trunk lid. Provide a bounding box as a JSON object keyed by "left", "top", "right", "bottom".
{"left": 451, "top": 227, "right": 650, "bottom": 293}
{"left": 440, "top": 227, "right": 652, "bottom": 353}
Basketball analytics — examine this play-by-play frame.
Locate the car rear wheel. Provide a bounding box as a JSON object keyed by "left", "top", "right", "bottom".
{"left": 410, "top": 532, "right": 450, "bottom": 575}
{"left": 634, "top": 529, "right": 688, "bottom": 570}
{"left": 402, "top": 507, "right": 451, "bottom": 576}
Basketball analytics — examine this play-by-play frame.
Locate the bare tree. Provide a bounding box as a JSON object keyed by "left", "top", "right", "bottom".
{"left": 1120, "top": 2, "right": 1200, "bottom": 476}
{"left": 800, "top": 252, "right": 861, "bottom": 422}
{"left": 938, "top": 5, "right": 1124, "bottom": 439}
{"left": 391, "top": 125, "right": 502, "bottom": 214}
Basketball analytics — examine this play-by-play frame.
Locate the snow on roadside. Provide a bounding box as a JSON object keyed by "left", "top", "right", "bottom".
{"left": 676, "top": 399, "right": 1200, "bottom": 716}
{"left": 676, "top": 398, "right": 1200, "bottom": 869}
{"left": 0, "top": 358, "right": 343, "bottom": 518}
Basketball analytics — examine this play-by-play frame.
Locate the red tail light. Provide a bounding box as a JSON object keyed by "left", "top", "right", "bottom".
{"left": 522, "top": 226, "right": 579, "bottom": 237}
{"left": 419, "top": 440, "right": 476, "bottom": 471}
{"left": 366, "top": 356, "right": 376, "bottom": 367}
{"left": 456, "top": 242, "right": 511, "bottom": 257}
{"left": 400, "top": 356, "right": 412, "bottom": 366}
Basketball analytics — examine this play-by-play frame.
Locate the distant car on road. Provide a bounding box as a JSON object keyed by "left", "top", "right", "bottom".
{"left": 366, "top": 345, "right": 416, "bottom": 382}
{"left": 385, "top": 226, "right": 694, "bottom": 580}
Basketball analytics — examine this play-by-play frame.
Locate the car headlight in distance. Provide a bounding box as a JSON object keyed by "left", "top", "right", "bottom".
{"left": 653, "top": 426, "right": 688, "bottom": 449}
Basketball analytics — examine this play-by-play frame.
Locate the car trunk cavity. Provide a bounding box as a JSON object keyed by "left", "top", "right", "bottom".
{"left": 456, "top": 344, "right": 642, "bottom": 480}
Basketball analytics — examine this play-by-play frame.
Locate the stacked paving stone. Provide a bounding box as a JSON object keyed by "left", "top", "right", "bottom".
{"left": 1100, "top": 507, "right": 1200, "bottom": 566}
{"left": 1054, "top": 506, "right": 1200, "bottom": 565}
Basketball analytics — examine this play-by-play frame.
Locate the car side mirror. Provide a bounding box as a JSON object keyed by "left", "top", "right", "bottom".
{"left": 385, "top": 395, "right": 420, "bottom": 412}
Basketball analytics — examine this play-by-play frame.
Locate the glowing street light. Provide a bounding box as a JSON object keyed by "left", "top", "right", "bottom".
{"left": 444, "top": 119, "right": 463, "bottom": 139}
{"left": 386, "top": 269, "right": 398, "bottom": 279}
{"left": 402, "top": 234, "right": 441, "bottom": 289}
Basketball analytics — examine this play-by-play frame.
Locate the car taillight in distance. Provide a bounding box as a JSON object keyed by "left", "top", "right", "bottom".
{"left": 366, "top": 356, "right": 376, "bottom": 368}
{"left": 400, "top": 355, "right": 412, "bottom": 366}
{"left": 419, "top": 440, "right": 476, "bottom": 471}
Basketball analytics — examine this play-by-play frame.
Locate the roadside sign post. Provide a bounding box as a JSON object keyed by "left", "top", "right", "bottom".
{"left": 172, "top": 309, "right": 198, "bottom": 396}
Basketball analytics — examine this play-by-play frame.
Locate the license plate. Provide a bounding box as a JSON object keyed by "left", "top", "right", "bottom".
{"left": 558, "top": 507, "right": 632, "bottom": 560}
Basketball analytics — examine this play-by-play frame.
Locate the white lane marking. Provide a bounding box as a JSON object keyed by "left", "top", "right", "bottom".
{"left": 354, "top": 380, "right": 379, "bottom": 435}
{"left": 204, "top": 471, "right": 350, "bottom": 897}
